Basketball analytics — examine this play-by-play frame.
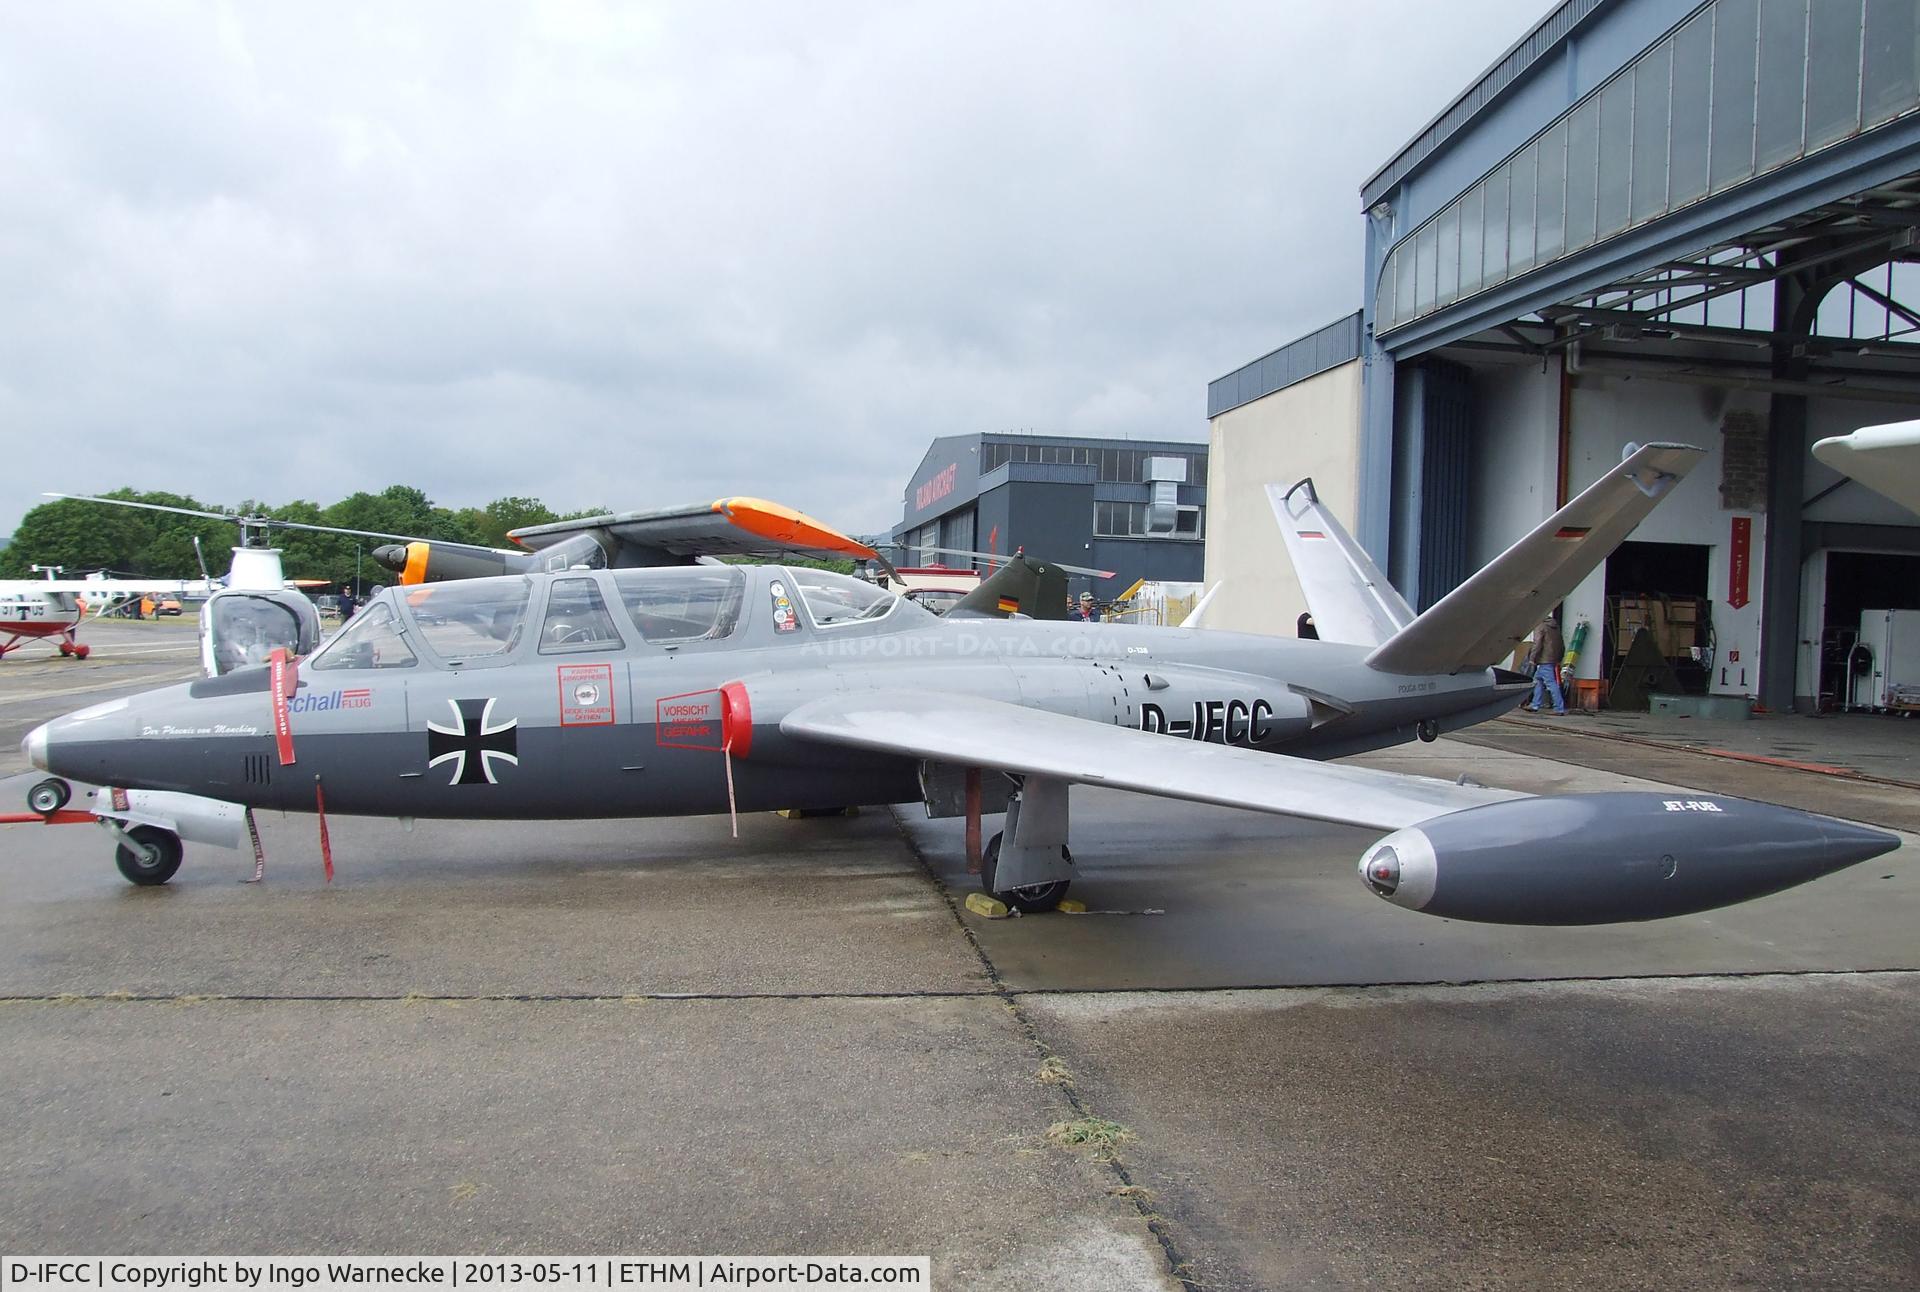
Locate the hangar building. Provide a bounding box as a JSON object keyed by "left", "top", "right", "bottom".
{"left": 892, "top": 433, "right": 1208, "bottom": 600}
{"left": 1208, "top": 0, "right": 1920, "bottom": 712}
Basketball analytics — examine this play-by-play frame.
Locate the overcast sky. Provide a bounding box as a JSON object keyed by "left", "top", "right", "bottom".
{"left": 0, "top": 1, "right": 1537, "bottom": 539}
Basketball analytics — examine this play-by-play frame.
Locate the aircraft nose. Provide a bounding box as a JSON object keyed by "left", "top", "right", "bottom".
{"left": 23, "top": 721, "right": 49, "bottom": 771}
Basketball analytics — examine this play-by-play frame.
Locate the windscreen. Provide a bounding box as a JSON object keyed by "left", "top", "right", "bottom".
{"left": 208, "top": 593, "right": 311, "bottom": 676}
{"left": 308, "top": 600, "right": 417, "bottom": 671}
{"left": 791, "top": 569, "right": 898, "bottom": 626}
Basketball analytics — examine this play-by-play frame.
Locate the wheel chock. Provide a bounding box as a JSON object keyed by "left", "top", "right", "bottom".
{"left": 965, "top": 893, "right": 1010, "bottom": 919}
{"left": 1057, "top": 898, "right": 1088, "bottom": 914}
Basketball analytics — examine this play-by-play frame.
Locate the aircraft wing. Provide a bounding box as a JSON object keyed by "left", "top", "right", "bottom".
{"left": 779, "top": 690, "right": 1522, "bottom": 830}
{"left": 510, "top": 497, "right": 884, "bottom": 566}
{"left": 1812, "top": 422, "right": 1920, "bottom": 517}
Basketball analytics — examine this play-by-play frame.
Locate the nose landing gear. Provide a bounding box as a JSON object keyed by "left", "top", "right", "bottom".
{"left": 27, "top": 778, "right": 71, "bottom": 815}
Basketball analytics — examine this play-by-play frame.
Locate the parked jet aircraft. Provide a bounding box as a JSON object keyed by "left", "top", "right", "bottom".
{"left": 19, "top": 444, "right": 1898, "bottom": 924}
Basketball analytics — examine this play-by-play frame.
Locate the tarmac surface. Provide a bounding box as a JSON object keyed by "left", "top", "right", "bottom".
{"left": 1, "top": 618, "right": 1916, "bottom": 1288}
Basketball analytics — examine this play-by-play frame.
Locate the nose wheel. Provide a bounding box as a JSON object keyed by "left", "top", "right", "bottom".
{"left": 27, "top": 778, "right": 71, "bottom": 815}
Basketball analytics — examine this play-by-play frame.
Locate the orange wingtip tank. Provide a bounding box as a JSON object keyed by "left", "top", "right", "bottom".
{"left": 711, "top": 497, "right": 877, "bottom": 559}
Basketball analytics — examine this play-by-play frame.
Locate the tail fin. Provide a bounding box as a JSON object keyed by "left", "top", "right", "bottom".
{"left": 1365, "top": 441, "right": 1704, "bottom": 676}
{"left": 946, "top": 552, "right": 1069, "bottom": 620}
{"left": 1267, "top": 480, "right": 1415, "bottom": 646}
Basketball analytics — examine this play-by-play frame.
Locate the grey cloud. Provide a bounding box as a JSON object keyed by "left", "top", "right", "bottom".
{"left": 0, "top": 1, "right": 1535, "bottom": 538}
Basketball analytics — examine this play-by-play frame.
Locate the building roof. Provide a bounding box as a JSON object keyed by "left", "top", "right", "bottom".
{"left": 1360, "top": 0, "right": 1608, "bottom": 209}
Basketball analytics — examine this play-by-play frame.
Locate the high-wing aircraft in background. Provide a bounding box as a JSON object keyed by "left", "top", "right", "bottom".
{"left": 0, "top": 568, "right": 220, "bottom": 661}
{"left": 18, "top": 443, "right": 1897, "bottom": 926}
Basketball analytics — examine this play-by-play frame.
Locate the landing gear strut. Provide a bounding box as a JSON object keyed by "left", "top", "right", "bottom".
{"left": 978, "top": 775, "right": 1074, "bottom": 913}
{"left": 114, "top": 825, "right": 183, "bottom": 886}
{"left": 980, "top": 832, "right": 1073, "bottom": 913}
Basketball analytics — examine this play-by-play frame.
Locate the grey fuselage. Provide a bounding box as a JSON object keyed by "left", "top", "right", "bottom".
{"left": 33, "top": 566, "right": 1525, "bottom": 819}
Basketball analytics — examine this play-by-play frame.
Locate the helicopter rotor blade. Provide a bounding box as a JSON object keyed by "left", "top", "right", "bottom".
{"left": 46, "top": 493, "right": 496, "bottom": 548}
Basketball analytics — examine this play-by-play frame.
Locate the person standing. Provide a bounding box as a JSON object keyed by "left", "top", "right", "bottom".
{"left": 1524, "top": 613, "right": 1567, "bottom": 714}
{"left": 1073, "top": 592, "right": 1102, "bottom": 622}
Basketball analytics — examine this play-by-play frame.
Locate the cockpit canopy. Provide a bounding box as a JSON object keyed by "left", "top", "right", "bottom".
{"left": 205, "top": 589, "right": 322, "bottom": 677}
{"left": 305, "top": 564, "right": 912, "bottom": 672}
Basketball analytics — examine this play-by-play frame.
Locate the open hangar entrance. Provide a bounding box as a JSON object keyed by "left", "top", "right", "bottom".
{"left": 1360, "top": 1, "right": 1920, "bottom": 713}
{"left": 1390, "top": 182, "right": 1920, "bottom": 711}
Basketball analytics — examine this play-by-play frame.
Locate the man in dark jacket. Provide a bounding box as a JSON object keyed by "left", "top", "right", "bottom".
{"left": 1524, "top": 613, "right": 1567, "bottom": 714}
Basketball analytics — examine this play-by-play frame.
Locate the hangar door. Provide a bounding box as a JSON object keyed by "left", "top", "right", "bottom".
{"left": 1603, "top": 541, "right": 1711, "bottom": 697}
{"left": 1818, "top": 550, "right": 1920, "bottom": 710}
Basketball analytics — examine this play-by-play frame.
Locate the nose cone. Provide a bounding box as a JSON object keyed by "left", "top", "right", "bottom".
{"left": 1814, "top": 815, "right": 1903, "bottom": 872}
{"left": 23, "top": 721, "right": 49, "bottom": 771}
{"left": 371, "top": 544, "right": 407, "bottom": 572}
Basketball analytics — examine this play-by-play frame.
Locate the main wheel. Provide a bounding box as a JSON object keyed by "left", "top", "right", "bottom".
{"left": 115, "top": 825, "right": 183, "bottom": 886}
{"left": 27, "top": 778, "right": 70, "bottom": 814}
{"left": 72, "top": 643, "right": 91, "bottom": 659}
{"left": 58, "top": 642, "right": 72, "bottom": 656}
{"left": 980, "top": 831, "right": 1072, "bottom": 913}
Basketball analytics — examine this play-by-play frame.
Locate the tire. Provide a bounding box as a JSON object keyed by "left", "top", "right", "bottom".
{"left": 979, "top": 831, "right": 1072, "bottom": 914}
{"left": 71, "top": 644, "right": 90, "bottom": 659}
{"left": 115, "top": 825, "right": 183, "bottom": 886}
{"left": 27, "top": 778, "right": 70, "bottom": 814}
{"left": 58, "top": 642, "right": 72, "bottom": 656}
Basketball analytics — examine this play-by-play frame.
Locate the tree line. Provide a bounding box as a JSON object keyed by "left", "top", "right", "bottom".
{"left": 0, "top": 487, "right": 607, "bottom": 592}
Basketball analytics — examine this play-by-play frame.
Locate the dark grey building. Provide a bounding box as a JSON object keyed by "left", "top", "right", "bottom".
{"left": 891, "top": 433, "right": 1208, "bottom": 600}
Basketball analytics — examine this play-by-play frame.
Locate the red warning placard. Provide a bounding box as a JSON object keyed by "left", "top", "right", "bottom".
{"left": 657, "top": 688, "right": 723, "bottom": 750}
{"left": 558, "top": 662, "right": 616, "bottom": 727}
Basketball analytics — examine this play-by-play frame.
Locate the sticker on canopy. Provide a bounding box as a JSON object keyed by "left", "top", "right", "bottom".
{"left": 657, "top": 689, "right": 723, "bottom": 750}
{"left": 558, "top": 663, "right": 615, "bottom": 727}
{"left": 769, "top": 579, "right": 800, "bottom": 634}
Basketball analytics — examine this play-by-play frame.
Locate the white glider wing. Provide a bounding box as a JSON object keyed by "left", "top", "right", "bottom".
{"left": 780, "top": 690, "right": 1522, "bottom": 831}
{"left": 1812, "top": 421, "right": 1920, "bottom": 517}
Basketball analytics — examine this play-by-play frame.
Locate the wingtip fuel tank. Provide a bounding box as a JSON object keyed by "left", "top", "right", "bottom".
{"left": 1359, "top": 792, "right": 1899, "bottom": 925}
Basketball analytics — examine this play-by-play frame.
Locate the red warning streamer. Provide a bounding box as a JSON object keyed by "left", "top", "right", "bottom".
{"left": 314, "top": 778, "right": 334, "bottom": 883}
{"left": 269, "top": 647, "right": 298, "bottom": 766}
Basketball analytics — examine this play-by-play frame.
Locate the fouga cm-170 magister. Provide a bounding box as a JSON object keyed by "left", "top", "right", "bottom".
{"left": 18, "top": 443, "right": 1898, "bottom": 924}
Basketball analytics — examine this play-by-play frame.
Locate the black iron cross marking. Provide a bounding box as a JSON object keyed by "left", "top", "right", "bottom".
{"left": 426, "top": 697, "right": 519, "bottom": 786}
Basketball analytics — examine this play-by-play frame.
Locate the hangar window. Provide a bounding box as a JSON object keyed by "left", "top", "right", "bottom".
{"left": 538, "top": 577, "right": 625, "bottom": 654}
{"left": 613, "top": 568, "right": 745, "bottom": 643}
{"left": 1482, "top": 164, "right": 1510, "bottom": 286}
{"left": 1807, "top": 2, "right": 1866, "bottom": 149}
{"left": 1755, "top": 0, "right": 1809, "bottom": 170}
{"left": 1536, "top": 120, "right": 1567, "bottom": 262}
{"left": 1709, "top": 0, "right": 1759, "bottom": 194}
{"left": 1596, "top": 75, "right": 1633, "bottom": 238}
{"left": 1564, "top": 98, "right": 1599, "bottom": 252}
{"left": 1507, "top": 142, "right": 1536, "bottom": 275}
{"left": 1630, "top": 42, "right": 1671, "bottom": 223}
{"left": 1669, "top": 15, "right": 1713, "bottom": 205}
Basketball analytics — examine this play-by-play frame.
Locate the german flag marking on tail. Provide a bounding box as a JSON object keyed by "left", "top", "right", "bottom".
{"left": 996, "top": 596, "right": 1019, "bottom": 614}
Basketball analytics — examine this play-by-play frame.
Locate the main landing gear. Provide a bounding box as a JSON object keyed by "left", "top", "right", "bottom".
{"left": 114, "top": 825, "right": 183, "bottom": 886}
{"left": 978, "top": 775, "right": 1074, "bottom": 913}
{"left": 57, "top": 637, "right": 91, "bottom": 659}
